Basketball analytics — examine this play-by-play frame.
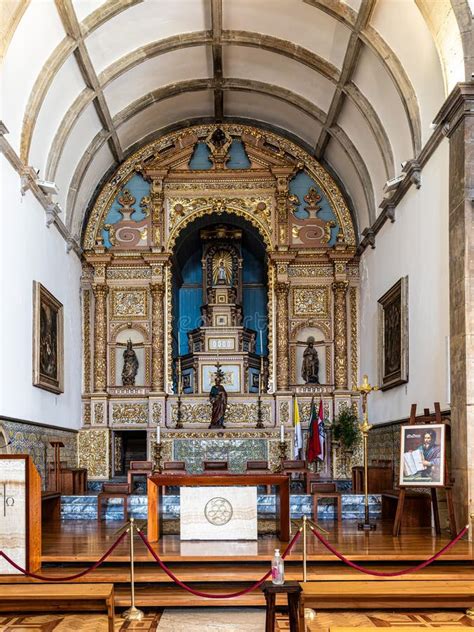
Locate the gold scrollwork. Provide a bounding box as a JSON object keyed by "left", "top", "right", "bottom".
{"left": 152, "top": 402, "right": 162, "bottom": 423}
{"left": 93, "top": 284, "right": 108, "bottom": 392}
{"left": 111, "top": 288, "right": 148, "bottom": 320}
{"left": 292, "top": 287, "right": 329, "bottom": 317}
{"left": 83, "top": 124, "right": 354, "bottom": 251}
{"left": 82, "top": 289, "right": 91, "bottom": 393}
{"left": 333, "top": 281, "right": 348, "bottom": 390}
{"left": 350, "top": 286, "right": 358, "bottom": 391}
{"left": 78, "top": 429, "right": 109, "bottom": 478}
{"left": 111, "top": 402, "right": 148, "bottom": 425}
{"left": 275, "top": 282, "right": 290, "bottom": 390}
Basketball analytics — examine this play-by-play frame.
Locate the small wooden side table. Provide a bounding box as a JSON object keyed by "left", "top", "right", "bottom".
{"left": 261, "top": 580, "right": 302, "bottom": 632}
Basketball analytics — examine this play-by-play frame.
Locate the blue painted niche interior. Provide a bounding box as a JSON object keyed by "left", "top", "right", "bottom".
{"left": 173, "top": 214, "right": 267, "bottom": 360}
{"left": 289, "top": 171, "right": 339, "bottom": 246}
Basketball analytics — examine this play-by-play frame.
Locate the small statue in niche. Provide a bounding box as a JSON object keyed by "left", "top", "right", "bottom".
{"left": 212, "top": 250, "right": 232, "bottom": 286}
{"left": 122, "top": 339, "right": 139, "bottom": 386}
{"left": 209, "top": 369, "right": 228, "bottom": 429}
{"left": 301, "top": 336, "right": 319, "bottom": 384}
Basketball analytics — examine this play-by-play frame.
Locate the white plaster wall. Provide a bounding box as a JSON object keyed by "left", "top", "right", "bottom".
{"left": 0, "top": 154, "right": 82, "bottom": 429}
{"left": 359, "top": 140, "right": 449, "bottom": 424}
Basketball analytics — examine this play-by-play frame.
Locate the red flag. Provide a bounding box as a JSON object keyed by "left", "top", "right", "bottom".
{"left": 306, "top": 398, "right": 322, "bottom": 463}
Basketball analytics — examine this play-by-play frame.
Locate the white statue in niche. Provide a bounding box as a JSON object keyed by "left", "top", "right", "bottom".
{"left": 212, "top": 250, "right": 232, "bottom": 285}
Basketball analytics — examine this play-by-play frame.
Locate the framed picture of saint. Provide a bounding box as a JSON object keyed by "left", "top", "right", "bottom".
{"left": 399, "top": 424, "right": 445, "bottom": 487}
{"left": 378, "top": 276, "right": 408, "bottom": 391}
{"left": 32, "top": 281, "right": 64, "bottom": 394}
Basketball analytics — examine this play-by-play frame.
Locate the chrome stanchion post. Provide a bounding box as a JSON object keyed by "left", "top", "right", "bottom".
{"left": 122, "top": 517, "right": 144, "bottom": 621}
{"left": 303, "top": 515, "right": 307, "bottom": 582}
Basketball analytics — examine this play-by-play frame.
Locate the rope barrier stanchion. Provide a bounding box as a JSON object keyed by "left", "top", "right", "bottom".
{"left": 308, "top": 523, "right": 469, "bottom": 577}
{"left": 122, "top": 517, "right": 144, "bottom": 622}
{"left": 303, "top": 515, "right": 307, "bottom": 583}
{"left": 0, "top": 530, "right": 128, "bottom": 581}
{"left": 137, "top": 525, "right": 302, "bottom": 599}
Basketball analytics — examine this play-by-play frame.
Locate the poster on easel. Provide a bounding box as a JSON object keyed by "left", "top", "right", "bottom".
{"left": 399, "top": 424, "right": 445, "bottom": 487}
{"left": 0, "top": 455, "right": 41, "bottom": 574}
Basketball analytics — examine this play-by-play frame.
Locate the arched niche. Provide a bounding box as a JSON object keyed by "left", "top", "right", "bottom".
{"left": 112, "top": 327, "right": 148, "bottom": 387}
{"left": 291, "top": 325, "right": 330, "bottom": 386}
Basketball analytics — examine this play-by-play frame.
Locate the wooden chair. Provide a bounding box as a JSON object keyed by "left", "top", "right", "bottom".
{"left": 97, "top": 482, "right": 130, "bottom": 521}
{"left": 281, "top": 459, "right": 317, "bottom": 494}
{"left": 127, "top": 460, "right": 153, "bottom": 492}
{"left": 203, "top": 460, "right": 229, "bottom": 471}
{"left": 246, "top": 460, "right": 272, "bottom": 494}
{"left": 312, "top": 482, "right": 342, "bottom": 522}
{"left": 162, "top": 461, "right": 187, "bottom": 494}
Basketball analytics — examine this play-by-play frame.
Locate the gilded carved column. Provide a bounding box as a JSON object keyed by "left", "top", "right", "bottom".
{"left": 150, "top": 282, "right": 165, "bottom": 391}
{"left": 275, "top": 281, "right": 290, "bottom": 390}
{"left": 93, "top": 284, "right": 108, "bottom": 392}
{"left": 82, "top": 289, "right": 91, "bottom": 394}
{"left": 333, "top": 280, "right": 349, "bottom": 390}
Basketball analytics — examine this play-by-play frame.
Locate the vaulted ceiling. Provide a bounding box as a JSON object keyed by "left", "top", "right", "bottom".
{"left": 1, "top": 0, "right": 471, "bottom": 243}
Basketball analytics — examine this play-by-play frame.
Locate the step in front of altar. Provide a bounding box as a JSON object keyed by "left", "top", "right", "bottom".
{"left": 60, "top": 493, "right": 382, "bottom": 524}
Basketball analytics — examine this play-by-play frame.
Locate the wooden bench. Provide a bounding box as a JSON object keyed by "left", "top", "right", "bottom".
{"left": 0, "top": 583, "right": 115, "bottom": 631}
{"left": 299, "top": 580, "right": 474, "bottom": 628}
{"left": 41, "top": 491, "right": 61, "bottom": 523}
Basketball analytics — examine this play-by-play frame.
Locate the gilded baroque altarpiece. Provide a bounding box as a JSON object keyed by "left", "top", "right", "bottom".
{"left": 78, "top": 124, "right": 361, "bottom": 479}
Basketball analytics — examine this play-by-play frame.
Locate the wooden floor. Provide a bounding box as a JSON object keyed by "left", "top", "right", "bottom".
{"left": 1, "top": 519, "right": 471, "bottom": 608}
{"left": 40, "top": 519, "right": 473, "bottom": 563}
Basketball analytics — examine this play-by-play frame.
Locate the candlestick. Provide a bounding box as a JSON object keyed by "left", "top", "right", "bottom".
{"left": 280, "top": 424, "right": 285, "bottom": 443}
{"left": 259, "top": 329, "right": 263, "bottom": 354}
{"left": 156, "top": 424, "right": 161, "bottom": 444}
{"left": 178, "top": 357, "right": 182, "bottom": 395}
{"left": 178, "top": 335, "right": 181, "bottom": 357}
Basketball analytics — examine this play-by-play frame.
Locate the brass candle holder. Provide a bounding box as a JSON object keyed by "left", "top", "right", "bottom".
{"left": 356, "top": 374, "right": 378, "bottom": 531}
{"left": 175, "top": 357, "right": 183, "bottom": 429}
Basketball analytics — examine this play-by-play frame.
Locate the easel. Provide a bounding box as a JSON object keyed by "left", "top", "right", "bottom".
{"left": 393, "top": 402, "right": 457, "bottom": 537}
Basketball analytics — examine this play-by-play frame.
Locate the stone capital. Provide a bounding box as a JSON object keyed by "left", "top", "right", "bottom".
{"left": 433, "top": 83, "right": 474, "bottom": 138}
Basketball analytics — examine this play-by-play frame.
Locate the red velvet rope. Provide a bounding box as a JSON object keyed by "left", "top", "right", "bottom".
{"left": 137, "top": 527, "right": 302, "bottom": 599}
{"left": 308, "top": 524, "right": 469, "bottom": 577}
{"left": 0, "top": 530, "right": 128, "bottom": 581}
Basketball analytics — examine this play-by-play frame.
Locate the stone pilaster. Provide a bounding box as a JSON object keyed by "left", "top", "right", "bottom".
{"left": 332, "top": 281, "right": 349, "bottom": 390}
{"left": 434, "top": 84, "right": 474, "bottom": 530}
{"left": 92, "top": 284, "right": 108, "bottom": 393}
{"left": 150, "top": 282, "right": 165, "bottom": 392}
{"left": 275, "top": 281, "right": 290, "bottom": 390}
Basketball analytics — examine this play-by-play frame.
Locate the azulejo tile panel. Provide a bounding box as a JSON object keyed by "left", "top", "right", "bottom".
{"left": 173, "top": 438, "right": 268, "bottom": 473}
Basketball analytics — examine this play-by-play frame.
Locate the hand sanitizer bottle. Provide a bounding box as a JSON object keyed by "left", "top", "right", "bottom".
{"left": 271, "top": 548, "right": 284, "bottom": 585}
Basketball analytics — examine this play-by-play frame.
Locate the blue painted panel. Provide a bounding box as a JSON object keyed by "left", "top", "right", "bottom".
{"left": 227, "top": 140, "right": 251, "bottom": 169}
{"left": 181, "top": 249, "right": 203, "bottom": 284}
{"left": 189, "top": 142, "right": 212, "bottom": 170}
{"left": 243, "top": 286, "right": 267, "bottom": 354}
{"left": 289, "top": 171, "right": 339, "bottom": 245}
{"left": 104, "top": 174, "right": 150, "bottom": 225}
{"left": 242, "top": 245, "right": 264, "bottom": 283}
{"left": 179, "top": 288, "right": 202, "bottom": 354}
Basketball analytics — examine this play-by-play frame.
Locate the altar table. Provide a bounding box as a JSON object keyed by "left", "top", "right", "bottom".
{"left": 147, "top": 473, "right": 290, "bottom": 541}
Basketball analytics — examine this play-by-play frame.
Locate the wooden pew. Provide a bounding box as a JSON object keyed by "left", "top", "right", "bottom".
{"left": 299, "top": 580, "right": 474, "bottom": 629}
{"left": 0, "top": 583, "right": 115, "bottom": 631}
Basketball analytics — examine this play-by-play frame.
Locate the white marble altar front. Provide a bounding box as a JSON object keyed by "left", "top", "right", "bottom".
{"left": 180, "top": 486, "right": 257, "bottom": 540}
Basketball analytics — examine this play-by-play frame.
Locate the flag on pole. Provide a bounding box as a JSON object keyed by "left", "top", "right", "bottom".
{"left": 307, "top": 398, "right": 325, "bottom": 462}
{"left": 293, "top": 396, "right": 303, "bottom": 459}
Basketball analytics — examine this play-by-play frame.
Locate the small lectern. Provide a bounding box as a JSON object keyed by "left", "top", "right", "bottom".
{"left": 0, "top": 455, "right": 41, "bottom": 574}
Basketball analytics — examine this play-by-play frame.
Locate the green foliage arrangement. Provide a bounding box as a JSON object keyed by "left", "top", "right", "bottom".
{"left": 332, "top": 406, "right": 360, "bottom": 451}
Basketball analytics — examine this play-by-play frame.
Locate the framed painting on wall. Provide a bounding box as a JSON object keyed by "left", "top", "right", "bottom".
{"left": 378, "top": 276, "right": 408, "bottom": 391}
{"left": 33, "top": 281, "right": 64, "bottom": 394}
{"left": 399, "top": 423, "right": 445, "bottom": 487}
